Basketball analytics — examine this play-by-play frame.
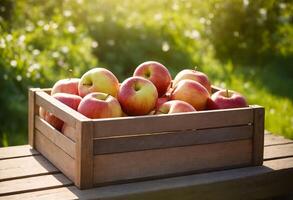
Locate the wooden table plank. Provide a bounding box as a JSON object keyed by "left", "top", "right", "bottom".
{"left": 264, "top": 132, "right": 293, "bottom": 146}
{"left": 1, "top": 157, "right": 292, "bottom": 200}
{"left": 264, "top": 143, "right": 293, "bottom": 161}
{"left": 0, "top": 155, "right": 58, "bottom": 181}
{"left": 0, "top": 133, "right": 292, "bottom": 200}
{"left": 0, "top": 145, "right": 38, "bottom": 160}
{"left": 0, "top": 173, "right": 72, "bottom": 196}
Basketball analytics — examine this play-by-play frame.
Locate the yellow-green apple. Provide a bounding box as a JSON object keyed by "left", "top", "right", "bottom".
{"left": 207, "top": 89, "right": 248, "bottom": 109}
{"left": 118, "top": 77, "right": 158, "bottom": 116}
{"left": 173, "top": 69, "right": 211, "bottom": 93}
{"left": 156, "top": 100, "right": 196, "bottom": 114}
{"left": 78, "top": 68, "right": 119, "bottom": 97}
{"left": 170, "top": 80, "right": 210, "bottom": 110}
{"left": 133, "top": 61, "right": 172, "bottom": 97}
{"left": 51, "top": 78, "right": 80, "bottom": 95}
{"left": 78, "top": 92, "right": 122, "bottom": 119}
{"left": 39, "top": 93, "right": 82, "bottom": 130}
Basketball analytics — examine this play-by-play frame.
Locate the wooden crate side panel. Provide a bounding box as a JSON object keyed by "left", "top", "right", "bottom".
{"left": 35, "top": 116, "right": 76, "bottom": 158}
{"left": 62, "top": 123, "right": 77, "bottom": 142}
{"left": 75, "top": 121, "right": 93, "bottom": 189}
{"left": 35, "top": 91, "right": 86, "bottom": 127}
{"left": 252, "top": 105, "right": 265, "bottom": 165}
{"left": 93, "top": 107, "right": 254, "bottom": 138}
{"left": 35, "top": 130, "right": 75, "bottom": 183}
{"left": 93, "top": 125, "right": 253, "bottom": 155}
{"left": 93, "top": 140, "right": 252, "bottom": 184}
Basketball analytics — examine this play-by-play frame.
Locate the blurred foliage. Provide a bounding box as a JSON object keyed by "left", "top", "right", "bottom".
{"left": 208, "top": 0, "right": 293, "bottom": 64}
{"left": 0, "top": 0, "right": 292, "bottom": 146}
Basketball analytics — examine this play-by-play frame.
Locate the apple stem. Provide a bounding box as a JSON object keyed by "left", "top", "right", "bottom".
{"left": 194, "top": 66, "right": 197, "bottom": 71}
{"left": 226, "top": 89, "right": 229, "bottom": 97}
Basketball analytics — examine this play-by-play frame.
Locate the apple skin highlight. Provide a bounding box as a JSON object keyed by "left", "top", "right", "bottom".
{"left": 78, "top": 68, "right": 119, "bottom": 98}
{"left": 207, "top": 90, "right": 248, "bottom": 109}
{"left": 173, "top": 69, "right": 211, "bottom": 94}
{"left": 78, "top": 92, "right": 122, "bottom": 119}
{"left": 134, "top": 61, "right": 172, "bottom": 97}
{"left": 170, "top": 80, "right": 210, "bottom": 110}
{"left": 118, "top": 77, "right": 158, "bottom": 116}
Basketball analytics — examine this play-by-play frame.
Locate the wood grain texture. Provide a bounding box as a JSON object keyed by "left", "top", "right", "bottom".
{"left": 35, "top": 90, "right": 86, "bottom": 127}
{"left": 94, "top": 125, "right": 253, "bottom": 155}
{"left": 1, "top": 157, "right": 292, "bottom": 200}
{"left": 75, "top": 120, "right": 93, "bottom": 189}
{"left": 35, "top": 130, "right": 75, "bottom": 183}
{"left": 0, "top": 145, "right": 38, "bottom": 160}
{"left": 252, "top": 105, "right": 265, "bottom": 166}
{"left": 264, "top": 143, "right": 293, "bottom": 161}
{"left": 0, "top": 155, "right": 58, "bottom": 181}
{"left": 62, "top": 123, "right": 77, "bottom": 142}
{"left": 93, "top": 140, "right": 252, "bottom": 184}
{"left": 0, "top": 173, "right": 72, "bottom": 196}
{"left": 28, "top": 88, "right": 39, "bottom": 147}
{"left": 93, "top": 107, "right": 254, "bottom": 138}
{"left": 264, "top": 132, "right": 293, "bottom": 146}
{"left": 35, "top": 116, "right": 76, "bottom": 158}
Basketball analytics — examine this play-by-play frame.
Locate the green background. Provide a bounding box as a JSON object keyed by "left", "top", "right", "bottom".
{"left": 0, "top": 0, "right": 292, "bottom": 146}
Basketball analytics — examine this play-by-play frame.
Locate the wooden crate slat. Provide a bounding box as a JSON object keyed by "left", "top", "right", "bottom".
{"left": 0, "top": 145, "right": 39, "bottom": 160}
{"left": 35, "top": 130, "right": 76, "bottom": 183}
{"left": 0, "top": 174, "right": 72, "bottom": 196}
{"left": 35, "top": 91, "right": 86, "bottom": 127}
{"left": 93, "top": 107, "right": 254, "bottom": 138}
{"left": 35, "top": 116, "right": 76, "bottom": 158}
{"left": 93, "top": 140, "right": 252, "bottom": 184}
{"left": 252, "top": 105, "right": 265, "bottom": 165}
{"left": 0, "top": 155, "right": 58, "bottom": 181}
{"left": 62, "top": 124, "right": 76, "bottom": 142}
{"left": 94, "top": 125, "right": 253, "bottom": 155}
{"left": 264, "top": 143, "right": 293, "bottom": 161}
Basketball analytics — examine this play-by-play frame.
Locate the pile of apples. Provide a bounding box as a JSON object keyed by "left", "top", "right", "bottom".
{"left": 40, "top": 61, "right": 248, "bottom": 131}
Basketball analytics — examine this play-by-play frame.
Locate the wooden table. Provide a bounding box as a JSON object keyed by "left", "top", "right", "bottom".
{"left": 0, "top": 133, "right": 292, "bottom": 200}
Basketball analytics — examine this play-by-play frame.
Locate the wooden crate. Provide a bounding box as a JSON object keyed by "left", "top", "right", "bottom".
{"left": 28, "top": 87, "right": 265, "bottom": 189}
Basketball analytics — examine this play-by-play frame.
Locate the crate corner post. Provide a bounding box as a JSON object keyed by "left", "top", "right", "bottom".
{"left": 75, "top": 119, "right": 94, "bottom": 189}
{"left": 28, "top": 88, "right": 40, "bottom": 148}
{"left": 252, "top": 105, "right": 265, "bottom": 166}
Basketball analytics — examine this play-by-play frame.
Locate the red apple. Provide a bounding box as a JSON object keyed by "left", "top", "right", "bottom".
{"left": 51, "top": 78, "right": 80, "bottom": 95}
{"left": 173, "top": 69, "right": 211, "bottom": 93}
{"left": 207, "top": 89, "right": 248, "bottom": 109}
{"left": 156, "top": 100, "right": 196, "bottom": 114}
{"left": 39, "top": 107, "right": 64, "bottom": 131}
{"left": 78, "top": 68, "right": 119, "bottom": 98}
{"left": 78, "top": 92, "right": 122, "bottom": 119}
{"left": 155, "top": 96, "right": 169, "bottom": 110}
{"left": 118, "top": 77, "right": 158, "bottom": 116}
{"left": 170, "top": 80, "right": 210, "bottom": 110}
{"left": 133, "top": 61, "right": 172, "bottom": 97}
{"left": 39, "top": 93, "right": 82, "bottom": 130}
